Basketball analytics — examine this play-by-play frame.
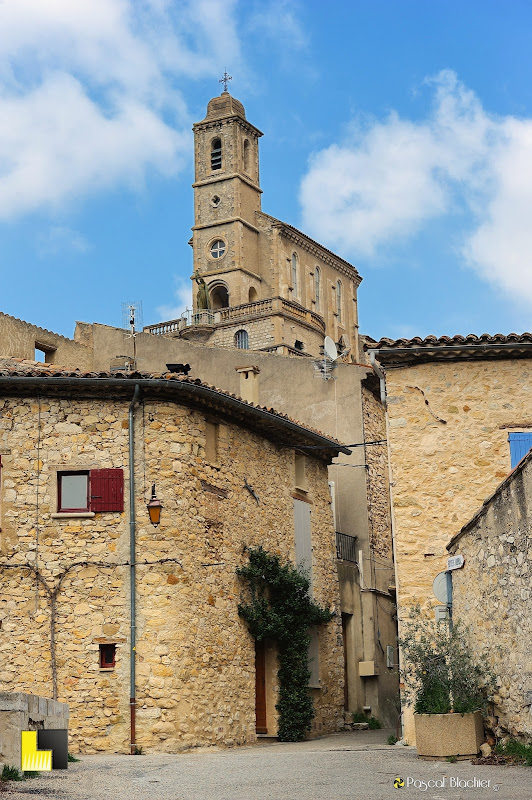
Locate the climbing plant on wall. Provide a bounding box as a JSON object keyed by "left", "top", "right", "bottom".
{"left": 236, "top": 546, "right": 332, "bottom": 742}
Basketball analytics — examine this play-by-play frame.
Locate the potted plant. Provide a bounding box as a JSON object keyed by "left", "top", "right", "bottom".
{"left": 399, "top": 607, "right": 495, "bottom": 759}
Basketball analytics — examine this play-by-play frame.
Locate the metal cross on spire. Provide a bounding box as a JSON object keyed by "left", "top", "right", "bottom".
{"left": 219, "top": 70, "right": 232, "bottom": 93}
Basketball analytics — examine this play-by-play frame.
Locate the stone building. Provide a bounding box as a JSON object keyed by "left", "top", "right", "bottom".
{"left": 0, "top": 358, "right": 348, "bottom": 752}
{"left": 0, "top": 88, "right": 399, "bottom": 732}
{"left": 368, "top": 332, "right": 532, "bottom": 741}
{"left": 447, "top": 449, "right": 532, "bottom": 741}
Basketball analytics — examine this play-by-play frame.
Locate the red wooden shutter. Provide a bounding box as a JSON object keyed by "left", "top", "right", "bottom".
{"left": 90, "top": 469, "right": 124, "bottom": 512}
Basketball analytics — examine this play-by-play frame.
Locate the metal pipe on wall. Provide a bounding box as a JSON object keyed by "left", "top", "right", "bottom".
{"left": 128, "top": 383, "right": 141, "bottom": 754}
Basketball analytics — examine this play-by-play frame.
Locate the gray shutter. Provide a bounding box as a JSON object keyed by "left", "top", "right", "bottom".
{"left": 293, "top": 499, "right": 313, "bottom": 591}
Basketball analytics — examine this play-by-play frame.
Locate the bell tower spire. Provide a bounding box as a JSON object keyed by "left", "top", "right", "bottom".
{"left": 191, "top": 86, "right": 263, "bottom": 309}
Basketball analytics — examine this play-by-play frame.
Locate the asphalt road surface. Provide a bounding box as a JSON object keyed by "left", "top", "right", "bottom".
{"left": 3, "top": 729, "right": 530, "bottom": 800}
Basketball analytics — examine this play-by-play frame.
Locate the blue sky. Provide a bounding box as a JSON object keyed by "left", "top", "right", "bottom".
{"left": 1, "top": 0, "right": 532, "bottom": 342}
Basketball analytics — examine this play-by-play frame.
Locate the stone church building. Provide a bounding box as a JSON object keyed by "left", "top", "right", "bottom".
{"left": 146, "top": 89, "right": 361, "bottom": 361}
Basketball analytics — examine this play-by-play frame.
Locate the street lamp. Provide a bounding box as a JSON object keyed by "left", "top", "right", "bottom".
{"left": 147, "top": 484, "right": 163, "bottom": 526}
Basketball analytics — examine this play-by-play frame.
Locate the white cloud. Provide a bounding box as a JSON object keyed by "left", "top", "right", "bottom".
{"left": 299, "top": 70, "right": 532, "bottom": 306}
{"left": 0, "top": 0, "right": 241, "bottom": 219}
{"left": 37, "top": 225, "right": 90, "bottom": 257}
{"left": 248, "top": 0, "right": 308, "bottom": 50}
{"left": 462, "top": 116, "right": 532, "bottom": 304}
{"left": 157, "top": 277, "right": 193, "bottom": 321}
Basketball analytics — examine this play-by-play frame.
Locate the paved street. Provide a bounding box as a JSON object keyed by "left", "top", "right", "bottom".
{"left": 4, "top": 729, "right": 530, "bottom": 800}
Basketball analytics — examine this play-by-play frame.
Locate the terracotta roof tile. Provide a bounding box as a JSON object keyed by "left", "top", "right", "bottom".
{"left": 368, "top": 332, "right": 532, "bottom": 350}
{"left": 0, "top": 358, "right": 347, "bottom": 452}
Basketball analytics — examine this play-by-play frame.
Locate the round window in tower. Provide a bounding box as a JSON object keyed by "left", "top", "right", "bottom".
{"left": 210, "top": 239, "right": 226, "bottom": 259}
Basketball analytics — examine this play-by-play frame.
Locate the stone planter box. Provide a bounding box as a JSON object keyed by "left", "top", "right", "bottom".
{"left": 414, "top": 711, "right": 484, "bottom": 759}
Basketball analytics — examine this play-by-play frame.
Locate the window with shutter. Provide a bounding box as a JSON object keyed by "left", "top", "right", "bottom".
{"left": 90, "top": 469, "right": 124, "bottom": 512}
{"left": 508, "top": 432, "right": 532, "bottom": 469}
{"left": 57, "top": 469, "right": 124, "bottom": 513}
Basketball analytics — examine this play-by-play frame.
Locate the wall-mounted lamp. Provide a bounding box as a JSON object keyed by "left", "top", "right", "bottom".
{"left": 147, "top": 484, "right": 163, "bottom": 526}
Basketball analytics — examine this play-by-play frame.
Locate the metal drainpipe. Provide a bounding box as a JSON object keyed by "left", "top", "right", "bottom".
{"left": 128, "top": 383, "right": 141, "bottom": 755}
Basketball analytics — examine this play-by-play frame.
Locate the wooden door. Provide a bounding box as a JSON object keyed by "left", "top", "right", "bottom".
{"left": 342, "top": 614, "right": 349, "bottom": 711}
{"left": 255, "top": 639, "right": 267, "bottom": 733}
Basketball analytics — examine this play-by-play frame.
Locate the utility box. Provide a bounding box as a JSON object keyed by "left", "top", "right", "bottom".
{"left": 358, "top": 660, "right": 379, "bottom": 677}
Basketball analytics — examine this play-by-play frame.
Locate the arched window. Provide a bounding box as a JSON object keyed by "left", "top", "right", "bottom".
{"left": 211, "top": 138, "right": 222, "bottom": 170}
{"left": 243, "top": 139, "right": 250, "bottom": 173}
{"left": 210, "top": 284, "right": 229, "bottom": 309}
{"left": 314, "top": 266, "right": 321, "bottom": 309}
{"left": 336, "top": 280, "right": 343, "bottom": 322}
{"left": 248, "top": 287, "right": 258, "bottom": 303}
{"left": 235, "top": 329, "right": 249, "bottom": 349}
{"left": 291, "top": 253, "right": 298, "bottom": 297}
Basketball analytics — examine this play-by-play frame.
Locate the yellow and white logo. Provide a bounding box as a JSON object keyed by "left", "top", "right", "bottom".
{"left": 21, "top": 731, "right": 52, "bottom": 771}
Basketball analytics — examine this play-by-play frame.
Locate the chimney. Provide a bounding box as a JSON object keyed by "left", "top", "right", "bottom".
{"left": 236, "top": 366, "right": 260, "bottom": 405}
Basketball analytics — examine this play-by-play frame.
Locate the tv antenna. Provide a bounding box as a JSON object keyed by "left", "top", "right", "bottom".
{"left": 314, "top": 336, "right": 339, "bottom": 380}
{"left": 122, "top": 301, "right": 143, "bottom": 367}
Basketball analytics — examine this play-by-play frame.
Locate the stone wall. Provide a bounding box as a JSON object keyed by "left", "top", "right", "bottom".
{"left": 448, "top": 455, "right": 532, "bottom": 740}
{"left": 383, "top": 359, "right": 532, "bottom": 613}
{"left": 382, "top": 357, "right": 532, "bottom": 743}
{"left": 0, "top": 312, "right": 91, "bottom": 368}
{"left": 361, "top": 384, "right": 391, "bottom": 562}
{"left": 0, "top": 693, "right": 69, "bottom": 769}
{"left": 211, "top": 318, "right": 275, "bottom": 351}
{"left": 0, "top": 391, "right": 343, "bottom": 753}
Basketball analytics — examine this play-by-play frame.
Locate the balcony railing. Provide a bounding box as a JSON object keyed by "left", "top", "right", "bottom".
{"left": 144, "top": 310, "right": 215, "bottom": 336}
{"left": 144, "top": 297, "right": 326, "bottom": 337}
{"left": 336, "top": 532, "right": 357, "bottom": 563}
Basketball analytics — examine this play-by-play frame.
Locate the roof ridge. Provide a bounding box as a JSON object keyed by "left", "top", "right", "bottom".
{"left": 0, "top": 359, "right": 346, "bottom": 449}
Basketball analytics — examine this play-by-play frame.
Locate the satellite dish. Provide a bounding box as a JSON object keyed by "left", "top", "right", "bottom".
{"left": 433, "top": 571, "right": 450, "bottom": 604}
{"left": 324, "top": 336, "right": 338, "bottom": 361}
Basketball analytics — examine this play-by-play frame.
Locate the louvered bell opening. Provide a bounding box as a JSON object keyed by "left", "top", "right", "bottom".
{"left": 211, "top": 139, "right": 222, "bottom": 170}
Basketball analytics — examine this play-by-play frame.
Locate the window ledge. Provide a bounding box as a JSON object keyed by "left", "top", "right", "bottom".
{"left": 99, "top": 667, "right": 115, "bottom": 672}
{"left": 51, "top": 512, "right": 95, "bottom": 519}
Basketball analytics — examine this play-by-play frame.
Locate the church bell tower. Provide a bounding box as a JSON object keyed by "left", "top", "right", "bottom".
{"left": 191, "top": 84, "right": 263, "bottom": 311}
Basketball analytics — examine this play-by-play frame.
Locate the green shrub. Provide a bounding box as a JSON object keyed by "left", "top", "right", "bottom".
{"left": 387, "top": 734, "right": 398, "bottom": 745}
{"left": 67, "top": 752, "right": 80, "bottom": 762}
{"left": 495, "top": 739, "right": 532, "bottom": 766}
{"left": 352, "top": 712, "right": 381, "bottom": 728}
{"left": 399, "top": 606, "right": 496, "bottom": 714}
{"left": 237, "top": 546, "right": 332, "bottom": 742}
{"left": 1, "top": 765, "right": 23, "bottom": 781}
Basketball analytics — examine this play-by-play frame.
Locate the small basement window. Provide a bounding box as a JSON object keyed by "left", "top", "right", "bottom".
{"left": 99, "top": 643, "right": 116, "bottom": 669}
